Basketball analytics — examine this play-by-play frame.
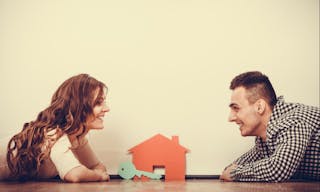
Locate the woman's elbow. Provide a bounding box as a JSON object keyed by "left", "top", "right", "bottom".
{"left": 63, "top": 172, "right": 81, "bottom": 183}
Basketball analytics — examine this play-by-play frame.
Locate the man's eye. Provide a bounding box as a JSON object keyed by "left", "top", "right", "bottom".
{"left": 232, "top": 106, "right": 239, "bottom": 111}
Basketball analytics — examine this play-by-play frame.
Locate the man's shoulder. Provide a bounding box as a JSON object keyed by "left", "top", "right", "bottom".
{"left": 267, "top": 100, "right": 319, "bottom": 139}
{"left": 281, "top": 103, "right": 320, "bottom": 128}
{"left": 271, "top": 98, "right": 319, "bottom": 124}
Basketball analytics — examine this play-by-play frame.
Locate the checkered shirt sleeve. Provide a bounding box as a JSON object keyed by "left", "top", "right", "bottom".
{"left": 232, "top": 138, "right": 265, "bottom": 165}
{"left": 230, "top": 97, "right": 320, "bottom": 182}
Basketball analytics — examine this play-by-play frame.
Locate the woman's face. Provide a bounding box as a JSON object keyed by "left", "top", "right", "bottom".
{"left": 86, "top": 88, "right": 110, "bottom": 130}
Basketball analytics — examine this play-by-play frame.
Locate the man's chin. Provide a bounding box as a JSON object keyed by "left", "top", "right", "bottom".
{"left": 240, "top": 129, "right": 248, "bottom": 137}
{"left": 240, "top": 130, "right": 255, "bottom": 137}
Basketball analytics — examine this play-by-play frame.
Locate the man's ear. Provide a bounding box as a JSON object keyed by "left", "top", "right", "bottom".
{"left": 255, "top": 99, "right": 266, "bottom": 114}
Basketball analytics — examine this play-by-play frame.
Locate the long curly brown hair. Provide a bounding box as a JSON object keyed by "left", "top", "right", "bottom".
{"left": 6, "top": 74, "right": 107, "bottom": 181}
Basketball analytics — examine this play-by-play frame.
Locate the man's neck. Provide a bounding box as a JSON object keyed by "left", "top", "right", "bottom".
{"left": 259, "top": 109, "right": 272, "bottom": 141}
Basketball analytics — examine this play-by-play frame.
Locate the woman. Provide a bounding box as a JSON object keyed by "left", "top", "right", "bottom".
{"left": 0, "top": 74, "right": 110, "bottom": 182}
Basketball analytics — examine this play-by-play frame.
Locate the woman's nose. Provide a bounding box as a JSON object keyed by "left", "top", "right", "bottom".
{"left": 104, "top": 106, "right": 110, "bottom": 113}
{"left": 103, "top": 103, "right": 110, "bottom": 112}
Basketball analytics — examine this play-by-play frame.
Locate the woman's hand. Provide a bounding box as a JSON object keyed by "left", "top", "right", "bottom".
{"left": 92, "top": 162, "right": 107, "bottom": 172}
{"left": 94, "top": 168, "right": 110, "bottom": 181}
{"left": 92, "top": 162, "right": 109, "bottom": 181}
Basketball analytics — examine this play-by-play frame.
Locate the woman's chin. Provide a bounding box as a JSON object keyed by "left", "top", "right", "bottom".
{"left": 92, "top": 126, "right": 104, "bottom": 130}
{"left": 87, "top": 124, "right": 104, "bottom": 130}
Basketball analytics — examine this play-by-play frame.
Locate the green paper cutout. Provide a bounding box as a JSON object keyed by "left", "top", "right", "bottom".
{"left": 118, "top": 161, "right": 162, "bottom": 180}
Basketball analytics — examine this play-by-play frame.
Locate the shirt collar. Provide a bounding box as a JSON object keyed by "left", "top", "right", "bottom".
{"left": 269, "top": 96, "right": 285, "bottom": 123}
{"left": 266, "top": 96, "right": 285, "bottom": 140}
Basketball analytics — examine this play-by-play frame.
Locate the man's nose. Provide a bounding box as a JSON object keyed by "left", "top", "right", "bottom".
{"left": 228, "top": 112, "right": 236, "bottom": 122}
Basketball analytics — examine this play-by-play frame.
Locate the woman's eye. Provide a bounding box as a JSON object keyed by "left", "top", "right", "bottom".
{"left": 94, "top": 99, "right": 102, "bottom": 106}
{"left": 97, "top": 98, "right": 107, "bottom": 106}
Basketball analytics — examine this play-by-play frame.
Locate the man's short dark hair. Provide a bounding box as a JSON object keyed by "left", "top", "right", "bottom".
{"left": 230, "top": 71, "right": 277, "bottom": 107}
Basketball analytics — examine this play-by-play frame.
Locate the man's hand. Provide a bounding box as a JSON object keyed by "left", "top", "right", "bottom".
{"left": 219, "top": 163, "right": 237, "bottom": 182}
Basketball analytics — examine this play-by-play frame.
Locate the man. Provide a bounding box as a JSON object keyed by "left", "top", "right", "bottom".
{"left": 220, "top": 71, "right": 320, "bottom": 182}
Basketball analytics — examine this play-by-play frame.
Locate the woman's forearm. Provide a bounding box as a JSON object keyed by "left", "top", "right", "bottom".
{"left": 64, "top": 165, "right": 109, "bottom": 183}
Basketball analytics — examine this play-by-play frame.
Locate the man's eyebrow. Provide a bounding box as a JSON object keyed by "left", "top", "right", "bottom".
{"left": 229, "top": 103, "right": 238, "bottom": 108}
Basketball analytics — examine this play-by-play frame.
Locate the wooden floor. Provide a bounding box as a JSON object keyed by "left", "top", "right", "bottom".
{"left": 0, "top": 179, "right": 319, "bottom": 192}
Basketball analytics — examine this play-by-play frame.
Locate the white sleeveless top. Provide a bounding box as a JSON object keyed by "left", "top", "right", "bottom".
{"left": 0, "top": 134, "right": 100, "bottom": 180}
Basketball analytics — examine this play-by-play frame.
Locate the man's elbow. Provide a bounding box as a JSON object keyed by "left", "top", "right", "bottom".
{"left": 265, "top": 173, "right": 292, "bottom": 182}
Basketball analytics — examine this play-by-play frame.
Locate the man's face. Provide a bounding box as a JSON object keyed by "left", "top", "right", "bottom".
{"left": 228, "top": 87, "right": 262, "bottom": 137}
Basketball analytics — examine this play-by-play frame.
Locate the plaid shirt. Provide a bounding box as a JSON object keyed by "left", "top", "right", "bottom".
{"left": 230, "top": 96, "right": 320, "bottom": 182}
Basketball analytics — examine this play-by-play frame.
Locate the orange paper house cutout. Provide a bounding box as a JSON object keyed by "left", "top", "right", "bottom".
{"left": 128, "top": 134, "right": 189, "bottom": 181}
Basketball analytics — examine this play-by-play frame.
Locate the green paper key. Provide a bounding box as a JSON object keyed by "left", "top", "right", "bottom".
{"left": 118, "top": 162, "right": 162, "bottom": 180}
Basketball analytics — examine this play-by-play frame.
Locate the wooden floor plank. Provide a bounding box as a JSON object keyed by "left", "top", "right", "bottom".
{"left": 0, "top": 179, "right": 319, "bottom": 192}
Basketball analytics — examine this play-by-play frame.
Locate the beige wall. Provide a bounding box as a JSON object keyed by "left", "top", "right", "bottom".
{"left": 0, "top": 0, "right": 319, "bottom": 175}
